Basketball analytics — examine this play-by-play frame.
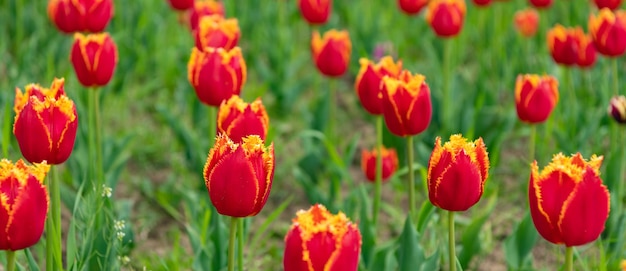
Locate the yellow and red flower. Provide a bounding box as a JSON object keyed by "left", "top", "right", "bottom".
{"left": 217, "top": 96, "right": 270, "bottom": 143}
{"left": 13, "top": 78, "right": 78, "bottom": 165}
{"left": 427, "top": 135, "right": 490, "bottom": 211}
{"left": 187, "top": 46, "right": 247, "bottom": 107}
{"left": 355, "top": 56, "right": 403, "bottom": 115}
{"left": 589, "top": 8, "right": 626, "bottom": 57}
{"left": 514, "top": 8, "right": 539, "bottom": 37}
{"left": 204, "top": 134, "right": 274, "bottom": 217}
{"left": 298, "top": 0, "right": 332, "bottom": 25}
{"left": 167, "top": 0, "right": 195, "bottom": 11}
{"left": 528, "top": 0, "right": 552, "bottom": 8}
{"left": 361, "top": 146, "right": 399, "bottom": 183}
{"left": 577, "top": 33, "right": 597, "bottom": 68}
{"left": 593, "top": 0, "right": 622, "bottom": 10}
{"left": 0, "top": 159, "right": 50, "bottom": 251}
{"left": 397, "top": 0, "right": 429, "bottom": 15}
{"left": 426, "top": 0, "right": 466, "bottom": 38}
{"left": 381, "top": 70, "right": 432, "bottom": 137}
{"left": 70, "top": 33, "right": 118, "bottom": 87}
{"left": 311, "top": 30, "right": 351, "bottom": 77}
{"left": 529, "top": 153, "right": 610, "bottom": 247}
{"left": 47, "top": 0, "right": 113, "bottom": 34}
{"left": 189, "top": 0, "right": 225, "bottom": 31}
{"left": 608, "top": 95, "right": 626, "bottom": 124}
{"left": 547, "top": 25, "right": 582, "bottom": 66}
{"left": 283, "top": 204, "right": 361, "bottom": 271}
{"left": 194, "top": 15, "right": 240, "bottom": 50}
{"left": 515, "top": 74, "right": 559, "bottom": 124}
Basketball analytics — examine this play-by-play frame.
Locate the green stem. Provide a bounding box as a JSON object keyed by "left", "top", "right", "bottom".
{"left": 237, "top": 219, "right": 244, "bottom": 271}
{"left": 6, "top": 250, "right": 15, "bottom": 271}
{"left": 613, "top": 58, "right": 619, "bottom": 96}
{"left": 448, "top": 211, "right": 456, "bottom": 271}
{"left": 442, "top": 39, "right": 452, "bottom": 132}
{"left": 94, "top": 89, "right": 103, "bottom": 186}
{"left": 228, "top": 217, "right": 238, "bottom": 271}
{"left": 407, "top": 136, "right": 416, "bottom": 219}
{"left": 209, "top": 106, "right": 217, "bottom": 142}
{"left": 327, "top": 79, "right": 336, "bottom": 139}
{"left": 372, "top": 116, "right": 383, "bottom": 226}
{"left": 46, "top": 167, "right": 63, "bottom": 271}
{"left": 529, "top": 125, "right": 537, "bottom": 162}
{"left": 564, "top": 246, "right": 573, "bottom": 271}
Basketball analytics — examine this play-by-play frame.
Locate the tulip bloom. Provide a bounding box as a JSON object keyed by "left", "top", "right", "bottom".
{"left": 355, "top": 56, "right": 403, "bottom": 115}
{"left": 397, "top": 0, "right": 429, "bottom": 15}
{"left": 593, "top": 0, "right": 622, "bottom": 10}
{"left": 0, "top": 159, "right": 50, "bottom": 251}
{"left": 311, "top": 30, "right": 351, "bottom": 77}
{"left": 547, "top": 25, "right": 582, "bottom": 66}
{"left": 529, "top": 0, "right": 552, "bottom": 8}
{"left": 426, "top": 0, "right": 466, "bottom": 38}
{"left": 47, "top": 0, "right": 113, "bottom": 34}
{"left": 427, "top": 135, "right": 489, "bottom": 211}
{"left": 70, "top": 33, "right": 118, "bottom": 87}
{"left": 529, "top": 153, "right": 610, "bottom": 247}
{"left": 589, "top": 9, "right": 626, "bottom": 57}
{"left": 608, "top": 95, "right": 626, "bottom": 124}
{"left": 283, "top": 204, "right": 361, "bottom": 271}
{"left": 189, "top": 0, "right": 225, "bottom": 31}
{"left": 194, "top": 15, "right": 240, "bottom": 50}
{"left": 13, "top": 78, "right": 78, "bottom": 165}
{"left": 298, "top": 0, "right": 332, "bottom": 25}
{"left": 361, "top": 146, "right": 399, "bottom": 183}
{"left": 204, "top": 134, "right": 274, "bottom": 217}
{"left": 514, "top": 8, "right": 540, "bottom": 37}
{"left": 167, "top": 0, "right": 195, "bottom": 11}
{"left": 217, "top": 96, "right": 270, "bottom": 142}
{"left": 577, "top": 33, "right": 597, "bottom": 68}
{"left": 472, "top": 0, "right": 492, "bottom": 7}
{"left": 515, "top": 74, "right": 559, "bottom": 124}
{"left": 187, "top": 47, "right": 247, "bottom": 107}
{"left": 380, "top": 70, "right": 432, "bottom": 137}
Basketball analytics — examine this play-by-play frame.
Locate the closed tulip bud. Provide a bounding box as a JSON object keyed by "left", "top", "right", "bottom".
{"left": 283, "top": 204, "right": 361, "bottom": 271}
{"left": 204, "top": 134, "right": 274, "bottom": 217}
{"left": 188, "top": 47, "right": 247, "bottom": 107}
{"left": 593, "top": 0, "right": 622, "bottom": 10}
{"left": 311, "top": 29, "right": 351, "bottom": 77}
{"left": 298, "top": 0, "right": 332, "bottom": 25}
{"left": 608, "top": 95, "right": 626, "bottom": 124}
{"left": 529, "top": 0, "right": 552, "bottom": 8}
{"left": 589, "top": 9, "right": 626, "bottom": 57}
{"left": 361, "top": 146, "right": 399, "bottom": 183}
{"left": 167, "top": 0, "right": 195, "bottom": 11}
{"left": 529, "top": 153, "right": 609, "bottom": 247}
{"left": 355, "top": 56, "right": 403, "bottom": 115}
{"left": 427, "top": 135, "right": 490, "bottom": 211}
{"left": 515, "top": 74, "right": 559, "bottom": 124}
{"left": 70, "top": 33, "right": 118, "bottom": 87}
{"left": 189, "top": 0, "right": 225, "bottom": 31}
{"left": 13, "top": 78, "right": 78, "bottom": 165}
{"left": 426, "top": 0, "right": 466, "bottom": 38}
{"left": 514, "top": 9, "right": 540, "bottom": 37}
{"left": 47, "top": 0, "right": 113, "bottom": 34}
{"left": 472, "top": 0, "right": 492, "bottom": 7}
{"left": 397, "top": 0, "right": 429, "bottom": 15}
{"left": 217, "top": 96, "right": 270, "bottom": 143}
{"left": 547, "top": 25, "right": 581, "bottom": 66}
{"left": 577, "top": 33, "right": 597, "bottom": 68}
{"left": 381, "top": 70, "right": 432, "bottom": 137}
{"left": 0, "top": 160, "right": 50, "bottom": 251}
{"left": 194, "top": 15, "right": 240, "bottom": 50}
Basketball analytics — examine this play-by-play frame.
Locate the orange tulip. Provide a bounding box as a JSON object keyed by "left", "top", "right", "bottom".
{"left": 608, "top": 95, "right": 626, "bottom": 124}
{"left": 189, "top": 0, "right": 225, "bottom": 31}
{"left": 514, "top": 74, "right": 559, "bottom": 124}
{"left": 355, "top": 56, "right": 403, "bottom": 115}
{"left": 589, "top": 8, "right": 626, "bottom": 57}
{"left": 593, "top": 0, "right": 622, "bottom": 10}
{"left": 187, "top": 47, "right": 247, "bottom": 107}
{"left": 361, "top": 146, "right": 399, "bottom": 183}
{"left": 426, "top": 0, "right": 466, "bottom": 38}
{"left": 167, "top": 0, "right": 194, "bottom": 11}
{"left": 47, "top": 0, "right": 113, "bottom": 34}
{"left": 529, "top": 153, "right": 610, "bottom": 246}
{"left": 311, "top": 30, "right": 351, "bottom": 77}
{"left": 217, "top": 96, "right": 270, "bottom": 143}
{"left": 381, "top": 70, "right": 432, "bottom": 137}
{"left": 514, "top": 8, "right": 539, "bottom": 37}
{"left": 397, "top": 0, "right": 429, "bottom": 15}
{"left": 194, "top": 15, "right": 240, "bottom": 50}
{"left": 70, "top": 33, "right": 118, "bottom": 87}
{"left": 298, "top": 0, "right": 332, "bottom": 25}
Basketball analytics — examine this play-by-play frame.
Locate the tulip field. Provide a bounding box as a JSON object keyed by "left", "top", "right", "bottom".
{"left": 2, "top": 0, "right": 626, "bottom": 270}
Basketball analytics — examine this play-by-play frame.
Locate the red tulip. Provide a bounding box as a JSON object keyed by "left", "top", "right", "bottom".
{"left": 427, "top": 135, "right": 490, "bottom": 211}
{"left": 381, "top": 70, "right": 432, "bottom": 137}
{"left": 426, "top": 0, "right": 467, "bottom": 38}
{"left": 547, "top": 25, "right": 582, "bottom": 66}
{"left": 311, "top": 30, "right": 352, "bottom": 77}
{"left": 355, "top": 56, "right": 403, "bottom": 115}
{"left": 167, "top": 0, "right": 195, "bottom": 11}
{"left": 514, "top": 8, "right": 540, "bottom": 37}
{"left": 283, "top": 204, "right": 361, "bottom": 271}
{"left": 217, "top": 96, "right": 270, "bottom": 143}
{"left": 13, "top": 78, "right": 78, "bottom": 165}
{"left": 529, "top": 0, "right": 552, "bottom": 8}
{"left": 47, "top": 0, "right": 113, "bottom": 34}
{"left": 514, "top": 74, "right": 559, "bottom": 124}
{"left": 472, "top": 0, "right": 492, "bottom": 7}
{"left": 189, "top": 0, "right": 225, "bottom": 31}
{"left": 529, "top": 153, "right": 610, "bottom": 246}
{"left": 204, "top": 134, "right": 274, "bottom": 217}
{"left": 298, "top": 0, "right": 332, "bottom": 25}
{"left": 70, "top": 32, "right": 118, "bottom": 87}
{"left": 0, "top": 159, "right": 50, "bottom": 251}
{"left": 577, "top": 33, "right": 597, "bottom": 68}
{"left": 194, "top": 15, "right": 240, "bottom": 50}
{"left": 589, "top": 8, "right": 626, "bottom": 57}
{"left": 361, "top": 146, "right": 399, "bottom": 182}
{"left": 397, "top": 0, "right": 429, "bottom": 15}
{"left": 187, "top": 46, "right": 247, "bottom": 107}
{"left": 608, "top": 95, "right": 626, "bottom": 124}
{"left": 593, "top": 0, "right": 622, "bottom": 10}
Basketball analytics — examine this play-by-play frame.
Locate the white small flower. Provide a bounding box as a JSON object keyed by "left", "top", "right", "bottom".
{"left": 114, "top": 220, "right": 126, "bottom": 231}
{"left": 102, "top": 185, "right": 112, "bottom": 198}
{"left": 117, "top": 255, "right": 130, "bottom": 265}
{"left": 116, "top": 231, "right": 126, "bottom": 241}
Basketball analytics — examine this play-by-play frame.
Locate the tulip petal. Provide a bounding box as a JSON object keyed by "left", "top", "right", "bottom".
{"left": 306, "top": 231, "right": 339, "bottom": 271}
{"left": 283, "top": 226, "right": 311, "bottom": 271}
{"left": 328, "top": 225, "right": 361, "bottom": 271}
{"left": 432, "top": 150, "right": 482, "bottom": 211}
{"left": 0, "top": 194, "right": 10, "bottom": 249}
{"left": 14, "top": 103, "right": 53, "bottom": 164}
{"left": 528, "top": 165, "right": 563, "bottom": 244}
{"left": 6, "top": 176, "right": 48, "bottom": 250}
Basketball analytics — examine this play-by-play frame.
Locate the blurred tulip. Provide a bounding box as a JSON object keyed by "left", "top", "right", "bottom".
{"left": 361, "top": 146, "right": 399, "bottom": 183}
{"left": 547, "top": 25, "right": 582, "bottom": 66}
{"left": 355, "top": 56, "right": 403, "bottom": 115}
{"left": 426, "top": 0, "right": 466, "bottom": 38}
{"left": 0, "top": 159, "right": 50, "bottom": 251}
{"left": 381, "top": 70, "right": 432, "bottom": 137}
{"left": 589, "top": 8, "right": 626, "bottom": 57}
{"left": 204, "top": 134, "right": 274, "bottom": 217}
{"left": 515, "top": 74, "right": 559, "bottom": 124}
{"left": 593, "top": 0, "right": 622, "bottom": 10}
{"left": 47, "top": 0, "right": 113, "bottom": 34}
{"left": 189, "top": 0, "right": 225, "bottom": 31}
{"left": 187, "top": 46, "right": 247, "bottom": 107}
{"left": 608, "top": 95, "right": 626, "bottom": 123}
{"left": 529, "top": 0, "right": 552, "bottom": 8}
{"left": 427, "top": 135, "right": 490, "bottom": 211}
{"left": 311, "top": 30, "right": 351, "bottom": 77}
{"left": 397, "top": 0, "right": 429, "bottom": 15}
{"left": 194, "top": 15, "right": 240, "bottom": 50}
{"left": 529, "top": 153, "right": 609, "bottom": 246}
{"left": 217, "top": 96, "right": 269, "bottom": 142}
{"left": 472, "top": 0, "right": 492, "bottom": 7}
{"left": 622, "top": 260, "right": 626, "bottom": 270}
{"left": 13, "top": 78, "right": 78, "bottom": 165}
{"left": 298, "top": 0, "right": 332, "bottom": 25}
{"left": 70, "top": 33, "right": 118, "bottom": 87}
{"left": 577, "top": 33, "right": 597, "bottom": 68}
{"left": 283, "top": 204, "right": 361, "bottom": 271}
{"left": 167, "top": 0, "right": 195, "bottom": 11}
{"left": 514, "top": 8, "right": 540, "bottom": 37}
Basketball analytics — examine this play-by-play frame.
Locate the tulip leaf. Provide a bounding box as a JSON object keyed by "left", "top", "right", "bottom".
{"left": 368, "top": 241, "right": 398, "bottom": 271}
{"left": 358, "top": 183, "right": 376, "bottom": 268}
{"left": 504, "top": 211, "right": 539, "bottom": 270}
{"left": 396, "top": 216, "right": 424, "bottom": 271}
{"left": 458, "top": 193, "right": 497, "bottom": 268}
{"left": 24, "top": 248, "right": 40, "bottom": 271}
{"left": 155, "top": 105, "right": 204, "bottom": 175}
{"left": 249, "top": 196, "right": 293, "bottom": 252}
{"left": 416, "top": 201, "right": 436, "bottom": 233}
